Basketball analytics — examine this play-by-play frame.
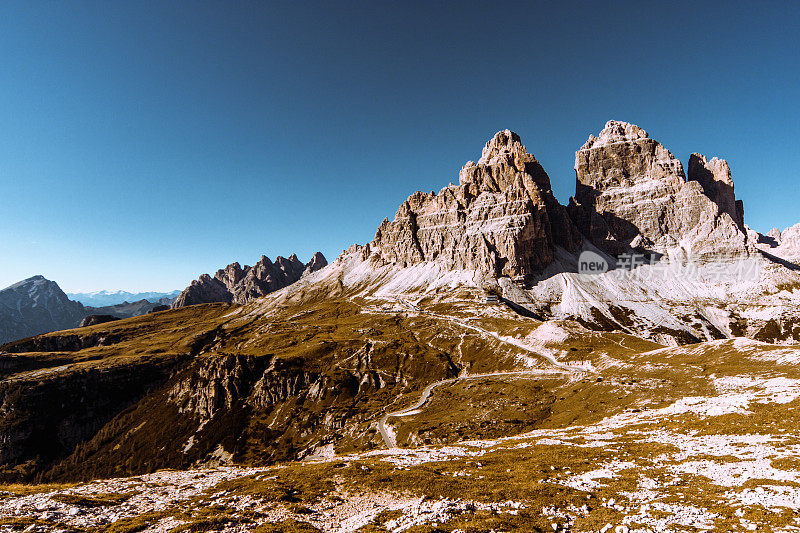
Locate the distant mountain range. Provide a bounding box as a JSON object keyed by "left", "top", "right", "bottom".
{"left": 0, "top": 277, "right": 179, "bottom": 345}
{"left": 0, "top": 252, "right": 327, "bottom": 345}
{"left": 68, "top": 289, "right": 181, "bottom": 307}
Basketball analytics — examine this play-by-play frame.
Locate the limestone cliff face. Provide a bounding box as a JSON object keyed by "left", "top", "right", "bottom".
{"left": 688, "top": 153, "right": 744, "bottom": 230}
{"left": 172, "top": 253, "right": 328, "bottom": 308}
{"left": 371, "top": 130, "right": 580, "bottom": 281}
{"left": 569, "top": 120, "right": 748, "bottom": 257}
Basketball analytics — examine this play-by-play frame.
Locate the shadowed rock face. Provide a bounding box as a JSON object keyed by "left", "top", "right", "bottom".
{"left": 0, "top": 276, "right": 87, "bottom": 345}
{"left": 172, "top": 253, "right": 328, "bottom": 308}
{"left": 371, "top": 130, "right": 580, "bottom": 281}
{"left": 79, "top": 315, "right": 120, "bottom": 328}
{"left": 753, "top": 223, "right": 800, "bottom": 262}
{"left": 688, "top": 153, "right": 744, "bottom": 229}
{"left": 569, "top": 120, "right": 748, "bottom": 257}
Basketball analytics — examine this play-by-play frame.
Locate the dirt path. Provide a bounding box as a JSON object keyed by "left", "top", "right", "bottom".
{"left": 377, "top": 370, "right": 573, "bottom": 448}
{"left": 375, "top": 298, "right": 592, "bottom": 448}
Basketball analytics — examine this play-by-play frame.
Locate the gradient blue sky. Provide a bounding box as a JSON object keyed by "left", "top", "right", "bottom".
{"left": 1, "top": 1, "right": 798, "bottom": 291}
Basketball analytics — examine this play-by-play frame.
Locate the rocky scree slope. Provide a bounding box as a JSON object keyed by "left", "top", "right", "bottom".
{"left": 172, "top": 252, "right": 327, "bottom": 308}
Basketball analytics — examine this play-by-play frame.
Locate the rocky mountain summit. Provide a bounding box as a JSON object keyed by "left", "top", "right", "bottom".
{"left": 372, "top": 129, "right": 579, "bottom": 282}
{"left": 368, "top": 121, "right": 752, "bottom": 289}
{"left": 569, "top": 120, "right": 748, "bottom": 256}
{"left": 172, "top": 252, "right": 328, "bottom": 308}
{"left": 0, "top": 275, "right": 86, "bottom": 345}
{"left": 302, "top": 120, "right": 800, "bottom": 345}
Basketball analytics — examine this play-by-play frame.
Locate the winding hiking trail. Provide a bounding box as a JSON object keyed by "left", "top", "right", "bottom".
{"left": 378, "top": 370, "right": 570, "bottom": 448}
{"left": 377, "top": 299, "right": 591, "bottom": 448}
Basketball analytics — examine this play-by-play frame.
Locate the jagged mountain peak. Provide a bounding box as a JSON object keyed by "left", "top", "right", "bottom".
{"left": 476, "top": 129, "right": 525, "bottom": 165}
{"left": 0, "top": 275, "right": 86, "bottom": 345}
{"left": 571, "top": 120, "right": 748, "bottom": 256}
{"left": 459, "top": 129, "right": 553, "bottom": 194}
{"left": 371, "top": 128, "right": 580, "bottom": 280}
{"left": 305, "top": 251, "right": 328, "bottom": 274}
{"left": 172, "top": 252, "right": 328, "bottom": 308}
{"left": 581, "top": 119, "right": 649, "bottom": 149}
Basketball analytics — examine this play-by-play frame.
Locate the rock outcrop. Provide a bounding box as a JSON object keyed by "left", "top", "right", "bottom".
{"left": 79, "top": 315, "right": 120, "bottom": 328}
{"left": 172, "top": 253, "right": 328, "bottom": 308}
{"left": 304, "top": 251, "right": 328, "bottom": 275}
{"left": 0, "top": 276, "right": 87, "bottom": 345}
{"left": 754, "top": 223, "right": 800, "bottom": 263}
{"left": 569, "top": 120, "right": 748, "bottom": 257}
{"left": 687, "top": 153, "right": 744, "bottom": 229}
{"left": 371, "top": 130, "right": 580, "bottom": 281}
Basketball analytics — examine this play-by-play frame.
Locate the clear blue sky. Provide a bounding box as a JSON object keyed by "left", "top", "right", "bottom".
{"left": 1, "top": 1, "right": 798, "bottom": 292}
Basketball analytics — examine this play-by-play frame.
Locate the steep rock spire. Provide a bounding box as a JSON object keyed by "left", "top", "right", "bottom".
{"left": 688, "top": 153, "right": 744, "bottom": 229}
{"left": 569, "top": 120, "right": 747, "bottom": 257}
{"left": 371, "top": 130, "right": 580, "bottom": 280}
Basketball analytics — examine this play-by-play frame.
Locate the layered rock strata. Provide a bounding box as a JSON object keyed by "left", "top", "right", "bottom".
{"left": 371, "top": 130, "right": 580, "bottom": 281}
{"left": 687, "top": 153, "right": 744, "bottom": 229}
{"left": 569, "top": 120, "right": 748, "bottom": 257}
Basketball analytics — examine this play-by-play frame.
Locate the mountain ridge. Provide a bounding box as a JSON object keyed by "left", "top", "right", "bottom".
{"left": 171, "top": 251, "right": 328, "bottom": 308}
{"left": 3, "top": 119, "right": 800, "bottom": 498}
{"left": 68, "top": 289, "right": 181, "bottom": 307}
